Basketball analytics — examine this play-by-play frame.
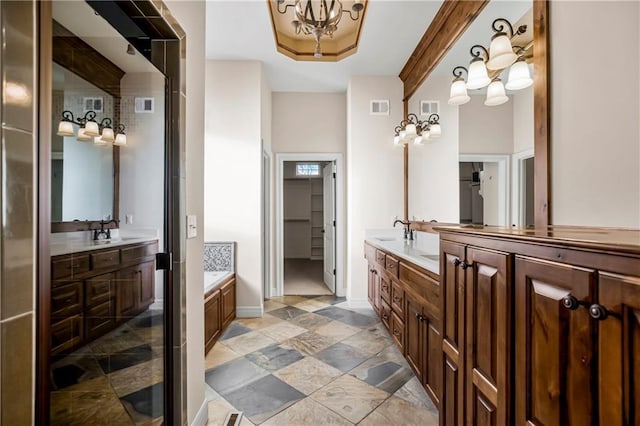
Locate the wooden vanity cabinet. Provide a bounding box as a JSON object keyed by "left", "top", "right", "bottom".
{"left": 50, "top": 240, "right": 158, "bottom": 356}
{"left": 204, "top": 275, "right": 237, "bottom": 355}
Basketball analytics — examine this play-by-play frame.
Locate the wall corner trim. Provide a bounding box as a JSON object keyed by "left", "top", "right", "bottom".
{"left": 346, "top": 298, "right": 372, "bottom": 309}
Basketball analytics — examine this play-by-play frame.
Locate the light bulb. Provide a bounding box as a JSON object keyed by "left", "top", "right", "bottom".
{"left": 448, "top": 78, "right": 470, "bottom": 105}
{"left": 413, "top": 136, "right": 423, "bottom": 145}
{"left": 57, "top": 121, "right": 74, "bottom": 136}
{"left": 393, "top": 135, "right": 401, "bottom": 146}
{"left": 405, "top": 124, "right": 417, "bottom": 136}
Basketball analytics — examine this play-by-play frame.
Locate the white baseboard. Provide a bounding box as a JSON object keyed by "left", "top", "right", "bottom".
{"left": 347, "top": 298, "right": 372, "bottom": 309}
{"left": 191, "top": 398, "right": 209, "bottom": 426}
{"left": 236, "top": 305, "right": 264, "bottom": 318}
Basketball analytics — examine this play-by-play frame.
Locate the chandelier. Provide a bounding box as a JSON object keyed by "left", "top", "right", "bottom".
{"left": 276, "top": 0, "right": 364, "bottom": 58}
{"left": 57, "top": 110, "right": 127, "bottom": 146}
{"left": 393, "top": 113, "right": 441, "bottom": 146}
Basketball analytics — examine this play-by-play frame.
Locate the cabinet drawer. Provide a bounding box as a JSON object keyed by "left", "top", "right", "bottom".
{"left": 385, "top": 255, "right": 399, "bottom": 278}
{"left": 51, "top": 315, "right": 83, "bottom": 355}
{"left": 380, "top": 274, "right": 391, "bottom": 304}
{"left": 85, "top": 300, "right": 115, "bottom": 341}
{"left": 91, "top": 249, "right": 120, "bottom": 270}
{"left": 376, "top": 250, "right": 386, "bottom": 267}
{"left": 86, "top": 273, "right": 114, "bottom": 307}
{"left": 51, "top": 254, "right": 90, "bottom": 281}
{"left": 400, "top": 263, "right": 440, "bottom": 322}
{"left": 380, "top": 298, "right": 392, "bottom": 331}
{"left": 51, "top": 282, "right": 83, "bottom": 319}
{"left": 391, "top": 281, "right": 405, "bottom": 317}
{"left": 390, "top": 312, "right": 405, "bottom": 353}
{"left": 121, "top": 242, "right": 158, "bottom": 263}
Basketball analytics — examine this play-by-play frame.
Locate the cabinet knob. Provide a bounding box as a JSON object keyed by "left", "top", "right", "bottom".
{"left": 460, "top": 261, "right": 469, "bottom": 270}
{"left": 561, "top": 295, "right": 580, "bottom": 310}
{"left": 589, "top": 304, "right": 608, "bottom": 321}
{"left": 415, "top": 312, "right": 425, "bottom": 322}
{"left": 452, "top": 258, "right": 461, "bottom": 267}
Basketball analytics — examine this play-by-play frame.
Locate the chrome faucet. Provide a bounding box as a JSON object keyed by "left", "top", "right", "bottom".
{"left": 393, "top": 219, "right": 414, "bottom": 240}
{"left": 93, "top": 219, "right": 118, "bottom": 241}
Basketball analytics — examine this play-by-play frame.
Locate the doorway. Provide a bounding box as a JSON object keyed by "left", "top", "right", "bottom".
{"left": 512, "top": 148, "right": 535, "bottom": 228}
{"left": 459, "top": 154, "right": 510, "bottom": 226}
{"left": 275, "top": 153, "right": 344, "bottom": 298}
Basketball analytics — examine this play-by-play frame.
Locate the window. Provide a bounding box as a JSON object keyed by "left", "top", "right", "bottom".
{"left": 296, "top": 163, "right": 320, "bottom": 176}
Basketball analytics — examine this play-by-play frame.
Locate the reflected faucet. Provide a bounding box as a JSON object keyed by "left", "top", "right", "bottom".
{"left": 393, "top": 219, "right": 414, "bottom": 240}
{"left": 93, "top": 219, "right": 118, "bottom": 241}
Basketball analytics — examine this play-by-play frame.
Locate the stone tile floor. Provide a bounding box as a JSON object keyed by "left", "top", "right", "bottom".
{"left": 205, "top": 296, "right": 438, "bottom": 425}
{"left": 49, "top": 309, "right": 165, "bottom": 425}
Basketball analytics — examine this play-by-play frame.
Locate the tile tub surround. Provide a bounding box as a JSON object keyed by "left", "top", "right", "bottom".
{"left": 49, "top": 310, "right": 165, "bottom": 425}
{"left": 205, "top": 295, "right": 438, "bottom": 425}
{"left": 204, "top": 242, "right": 235, "bottom": 272}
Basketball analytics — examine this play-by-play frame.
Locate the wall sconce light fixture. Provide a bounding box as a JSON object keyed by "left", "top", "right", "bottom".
{"left": 276, "top": 0, "right": 364, "bottom": 58}
{"left": 56, "top": 110, "right": 127, "bottom": 146}
{"left": 393, "top": 113, "right": 441, "bottom": 146}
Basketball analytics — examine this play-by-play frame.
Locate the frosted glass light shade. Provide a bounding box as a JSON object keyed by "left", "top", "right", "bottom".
{"left": 100, "top": 127, "right": 115, "bottom": 143}
{"left": 505, "top": 59, "right": 533, "bottom": 90}
{"left": 487, "top": 34, "right": 517, "bottom": 70}
{"left": 393, "top": 135, "right": 401, "bottom": 146}
{"left": 114, "top": 133, "right": 127, "bottom": 146}
{"left": 466, "top": 59, "right": 491, "bottom": 89}
{"left": 94, "top": 136, "right": 107, "bottom": 146}
{"left": 57, "top": 121, "right": 74, "bottom": 136}
{"left": 449, "top": 78, "right": 470, "bottom": 105}
{"left": 429, "top": 124, "right": 442, "bottom": 138}
{"left": 85, "top": 121, "right": 100, "bottom": 137}
{"left": 399, "top": 130, "right": 406, "bottom": 139}
{"left": 76, "top": 127, "right": 92, "bottom": 142}
{"left": 405, "top": 123, "right": 417, "bottom": 137}
{"left": 413, "top": 136, "right": 423, "bottom": 145}
{"left": 485, "top": 79, "right": 509, "bottom": 106}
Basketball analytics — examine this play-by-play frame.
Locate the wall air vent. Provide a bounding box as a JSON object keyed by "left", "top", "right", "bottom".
{"left": 370, "top": 100, "right": 390, "bottom": 116}
{"left": 135, "top": 97, "right": 155, "bottom": 113}
{"left": 420, "top": 100, "right": 439, "bottom": 117}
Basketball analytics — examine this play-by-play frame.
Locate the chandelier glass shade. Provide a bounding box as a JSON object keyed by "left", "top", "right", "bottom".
{"left": 56, "top": 110, "right": 126, "bottom": 146}
{"left": 505, "top": 57, "right": 533, "bottom": 90}
{"left": 393, "top": 113, "right": 441, "bottom": 146}
{"left": 277, "top": 0, "right": 363, "bottom": 58}
{"left": 484, "top": 78, "right": 509, "bottom": 106}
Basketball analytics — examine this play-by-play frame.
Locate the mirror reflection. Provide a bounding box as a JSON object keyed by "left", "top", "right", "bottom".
{"left": 407, "top": 0, "right": 534, "bottom": 227}
{"left": 51, "top": 63, "right": 114, "bottom": 222}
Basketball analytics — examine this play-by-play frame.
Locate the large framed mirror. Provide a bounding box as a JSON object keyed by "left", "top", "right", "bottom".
{"left": 400, "top": 0, "right": 548, "bottom": 229}
{"left": 50, "top": 19, "right": 123, "bottom": 232}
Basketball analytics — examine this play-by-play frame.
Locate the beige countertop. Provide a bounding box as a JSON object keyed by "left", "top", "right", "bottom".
{"left": 50, "top": 229, "right": 160, "bottom": 256}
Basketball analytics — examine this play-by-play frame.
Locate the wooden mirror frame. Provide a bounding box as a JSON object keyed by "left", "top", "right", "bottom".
{"left": 399, "top": 0, "right": 550, "bottom": 229}
{"left": 50, "top": 20, "right": 124, "bottom": 233}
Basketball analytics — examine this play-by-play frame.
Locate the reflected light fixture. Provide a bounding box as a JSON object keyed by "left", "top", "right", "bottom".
{"left": 448, "top": 66, "right": 471, "bottom": 106}
{"left": 484, "top": 78, "right": 509, "bottom": 106}
{"left": 276, "top": 0, "right": 364, "bottom": 58}
{"left": 486, "top": 18, "right": 527, "bottom": 70}
{"left": 466, "top": 45, "right": 491, "bottom": 90}
{"left": 505, "top": 56, "right": 533, "bottom": 90}
{"left": 56, "top": 110, "right": 127, "bottom": 147}
{"left": 392, "top": 113, "right": 441, "bottom": 146}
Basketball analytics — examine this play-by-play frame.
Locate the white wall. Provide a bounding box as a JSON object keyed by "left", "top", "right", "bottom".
{"left": 551, "top": 1, "right": 640, "bottom": 227}
{"left": 459, "top": 94, "right": 513, "bottom": 155}
{"left": 164, "top": 1, "right": 206, "bottom": 423}
{"left": 272, "top": 92, "right": 346, "bottom": 153}
{"left": 513, "top": 85, "right": 533, "bottom": 153}
{"left": 407, "top": 76, "right": 460, "bottom": 222}
{"left": 205, "top": 60, "right": 264, "bottom": 313}
{"left": 482, "top": 162, "right": 499, "bottom": 226}
{"left": 119, "top": 72, "right": 165, "bottom": 300}
{"left": 347, "top": 76, "right": 404, "bottom": 303}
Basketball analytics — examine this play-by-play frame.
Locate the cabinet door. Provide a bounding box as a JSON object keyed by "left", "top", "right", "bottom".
{"left": 367, "top": 264, "right": 380, "bottom": 314}
{"left": 515, "top": 256, "right": 595, "bottom": 426}
{"left": 597, "top": 272, "right": 640, "bottom": 425}
{"left": 116, "top": 266, "right": 140, "bottom": 319}
{"left": 465, "top": 247, "right": 511, "bottom": 426}
{"left": 205, "top": 290, "right": 221, "bottom": 354}
{"left": 137, "top": 261, "right": 155, "bottom": 309}
{"left": 440, "top": 240, "right": 466, "bottom": 426}
{"left": 405, "top": 292, "right": 424, "bottom": 382}
{"left": 221, "top": 278, "right": 236, "bottom": 329}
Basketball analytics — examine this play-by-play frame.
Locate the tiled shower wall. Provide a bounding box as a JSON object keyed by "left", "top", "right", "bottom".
{"left": 0, "top": 1, "right": 36, "bottom": 425}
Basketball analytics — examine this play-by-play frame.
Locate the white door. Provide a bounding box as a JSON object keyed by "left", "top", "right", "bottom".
{"left": 323, "top": 163, "right": 336, "bottom": 292}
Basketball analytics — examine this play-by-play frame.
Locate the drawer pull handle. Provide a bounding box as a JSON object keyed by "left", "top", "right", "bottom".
{"left": 589, "top": 304, "right": 608, "bottom": 321}
{"left": 394, "top": 296, "right": 400, "bottom": 301}
{"left": 382, "top": 314, "right": 388, "bottom": 320}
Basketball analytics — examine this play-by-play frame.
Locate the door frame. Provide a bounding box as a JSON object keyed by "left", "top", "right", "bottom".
{"left": 511, "top": 148, "right": 535, "bottom": 228}
{"left": 262, "top": 147, "right": 272, "bottom": 299}
{"left": 275, "top": 153, "right": 345, "bottom": 298}
{"left": 459, "top": 154, "right": 510, "bottom": 227}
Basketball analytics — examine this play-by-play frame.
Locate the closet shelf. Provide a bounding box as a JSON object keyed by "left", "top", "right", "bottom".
{"left": 284, "top": 217, "right": 310, "bottom": 222}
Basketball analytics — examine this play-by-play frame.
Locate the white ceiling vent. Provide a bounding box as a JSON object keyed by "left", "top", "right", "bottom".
{"left": 370, "top": 100, "right": 390, "bottom": 116}
{"left": 135, "top": 97, "right": 155, "bottom": 113}
{"left": 420, "top": 100, "right": 439, "bottom": 117}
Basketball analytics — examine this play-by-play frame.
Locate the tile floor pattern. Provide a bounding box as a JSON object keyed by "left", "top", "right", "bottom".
{"left": 49, "top": 309, "right": 165, "bottom": 425}
{"left": 205, "top": 296, "right": 439, "bottom": 425}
